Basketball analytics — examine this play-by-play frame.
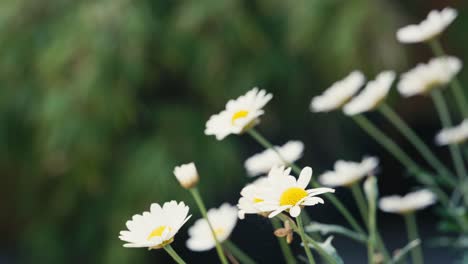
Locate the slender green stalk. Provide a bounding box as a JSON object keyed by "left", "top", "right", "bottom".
{"left": 296, "top": 215, "right": 316, "bottom": 264}
{"left": 350, "top": 184, "right": 368, "bottom": 223}
{"left": 163, "top": 245, "right": 186, "bottom": 264}
{"left": 403, "top": 213, "right": 423, "bottom": 264}
{"left": 271, "top": 218, "right": 297, "bottom": 264}
{"left": 247, "top": 128, "right": 365, "bottom": 235}
{"left": 366, "top": 185, "right": 377, "bottom": 264}
{"left": 247, "top": 128, "right": 302, "bottom": 173}
{"left": 223, "top": 240, "right": 257, "bottom": 264}
{"left": 430, "top": 90, "right": 468, "bottom": 183}
{"left": 379, "top": 103, "right": 457, "bottom": 187}
{"left": 189, "top": 188, "right": 228, "bottom": 264}
{"left": 429, "top": 39, "right": 468, "bottom": 117}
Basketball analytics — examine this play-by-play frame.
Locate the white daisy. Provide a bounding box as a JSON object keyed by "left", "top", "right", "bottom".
{"left": 257, "top": 166, "right": 335, "bottom": 218}
{"left": 205, "top": 87, "right": 273, "bottom": 140}
{"left": 397, "top": 56, "right": 462, "bottom": 97}
{"left": 174, "top": 162, "right": 199, "bottom": 189}
{"left": 244, "top": 140, "right": 304, "bottom": 177}
{"left": 379, "top": 189, "right": 436, "bottom": 214}
{"left": 310, "top": 71, "right": 365, "bottom": 112}
{"left": 119, "top": 201, "right": 191, "bottom": 249}
{"left": 186, "top": 203, "right": 238, "bottom": 251}
{"left": 318, "top": 157, "right": 379, "bottom": 187}
{"left": 397, "top": 7, "right": 457, "bottom": 43}
{"left": 343, "top": 71, "right": 396, "bottom": 116}
{"left": 435, "top": 119, "right": 468, "bottom": 145}
{"left": 237, "top": 176, "right": 271, "bottom": 219}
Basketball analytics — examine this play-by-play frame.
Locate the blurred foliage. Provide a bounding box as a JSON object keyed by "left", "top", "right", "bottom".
{"left": 0, "top": 0, "right": 466, "bottom": 263}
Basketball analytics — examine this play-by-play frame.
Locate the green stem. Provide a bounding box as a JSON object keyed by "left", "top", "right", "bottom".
{"left": 247, "top": 128, "right": 302, "bottom": 173}
{"left": 366, "top": 185, "right": 377, "bottom": 264}
{"left": 429, "top": 39, "right": 468, "bottom": 118}
{"left": 296, "top": 215, "right": 316, "bottom": 264}
{"left": 189, "top": 188, "right": 228, "bottom": 264}
{"left": 379, "top": 103, "right": 457, "bottom": 187}
{"left": 223, "top": 240, "right": 257, "bottom": 264}
{"left": 271, "top": 218, "right": 297, "bottom": 264}
{"left": 403, "top": 213, "right": 423, "bottom": 264}
{"left": 430, "top": 90, "right": 468, "bottom": 184}
{"left": 163, "top": 245, "right": 186, "bottom": 264}
{"left": 350, "top": 184, "right": 368, "bottom": 223}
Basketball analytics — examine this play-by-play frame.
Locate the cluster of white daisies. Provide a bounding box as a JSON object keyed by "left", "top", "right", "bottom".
{"left": 118, "top": 6, "right": 464, "bottom": 263}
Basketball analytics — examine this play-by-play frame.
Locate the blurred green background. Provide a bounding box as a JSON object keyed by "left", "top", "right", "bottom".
{"left": 0, "top": 0, "right": 467, "bottom": 263}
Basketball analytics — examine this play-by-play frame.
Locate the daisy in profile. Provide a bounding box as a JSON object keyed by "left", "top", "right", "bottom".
{"left": 318, "top": 157, "right": 379, "bottom": 187}
{"left": 174, "top": 162, "right": 199, "bottom": 189}
{"left": 244, "top": 140, "right": 304, "bottom": 177}
{"left": 310, "top": 71, "right": 365, "bottom": 112}
{"left": 119, "top": 201, "right": 191, "bottom": 249}
{"left": 379, "top": 189, "right": 436, "bottom": 214}
{"left": 237, "top": 177, "right": 271, "bottom": 219}
{"left": 343, "top": 71, "right": 396, "bottom": 116}
{"left": 258, "top": 166, "right": 335, "bottom": 218}
{"left": 397, "top": 7, "right": 457, "bottom": 43}
{"left": 397, "top": 56, "right": 462, "bottom": 97}
{"left": 205, "top": 87, "right": 273, "bottom": 140}
{"left": 186, "top": 203, "right": 238, "bottom": 251}
{"left": 435, "top": 119, "right": 468, "bottom": 145}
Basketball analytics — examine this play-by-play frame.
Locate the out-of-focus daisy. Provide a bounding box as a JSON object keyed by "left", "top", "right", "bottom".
{"left": 343, "top": 71, "right": 396, "bottom": 116}
{"left": 379, "top": 189, "right": 436, "bottom": 214}
{"left": 244, "top": 140, "right": 304, "bottom": 177}
{"left": 310, "top": 71, "right": 365, "bottom": 112}
{"left": 397, "top": 7, "right": 457, "bottom": 43}
{"left": 186, "top": 203, "right": 238, "bottom": 251}
{"left": 174, "top": 162, "right": 199, "bottom": 189}
{"left": 258, "top": 166, "right": 335, "bottom": 218}
{"left": 435, "top": 119, "right": 468, "bottom": 145}
{"left": 237, "top": 177, "right": 270, "bottom": 219}
{"left": 205, "top": 88, "right": 273, "bottom": 140}
{"left": 397, "top": 56, "right": 462, "bottom": 97}
{"left": 119, "top": 201, "right": 191, "bottom": 249}
{"left": 318, "top": 157, "right": 379, "bottom": 187}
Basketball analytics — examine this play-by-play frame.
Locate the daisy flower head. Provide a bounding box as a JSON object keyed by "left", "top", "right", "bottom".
{"left": 397, "top": 7, "right": 457, "bottom": 43}
{"left": 237, "top": 176, "right": 271, "bottom": 219}
{"left": 310, "top": 71, "right": 365, "bottom": 112}
{"left": 186, "top": 203, "right": 238, "bottom": 251}
{"left": 258, "top": 166, "right": 335, "bottom": 218}
{"left": 204, "top": 87, "right": 273, "bottom": 140}
{"left": 397, "top": 56, "right": 462, "bottom": 97}
{"left": 435, "top": 119, "right": 468, "bottom": 145}
{"left": 318, "top": 157, "right": 379, "bottom": 187}
{"left": 244, "top": 140, "right": 304, "bottom": 177}
{"left": 119, "top": 201, "right": 191, "bottom": 249}
{"left": 343, "top": 71, "right": 396, "bottom": 116}
{"left": 174, "top": 162, "right": 199, "bottom": 189}
{"left": 379, "top": 189, "right": 436, "bottom": 214}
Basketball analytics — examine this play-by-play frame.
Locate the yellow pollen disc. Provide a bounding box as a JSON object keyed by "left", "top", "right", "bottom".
{"left": 231, "top": 110, "right": 249, "bottom": 124}
{"left": 279, "top": 187, "right": 308, "bottom": 206}
{"left": 214, "top": 227, "right": 225, "bottom": 236}
{"left": 147, "top": 226, "right": 170, "bottom": 240}
{"left": 253, "top": 198, "right": 264, "bottom": 203}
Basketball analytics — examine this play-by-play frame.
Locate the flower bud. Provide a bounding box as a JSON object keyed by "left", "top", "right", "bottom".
{"left": 173, "top": 162, "right": 199, "bottom": 189}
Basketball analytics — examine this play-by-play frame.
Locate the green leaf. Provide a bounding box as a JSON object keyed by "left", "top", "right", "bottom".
{"left": 305, "top": 221, "right": 367, "bottom": 243}
{"left": 308, "top": 236, "right": 344, "bottom": 264}
{"left": 392, "top": 239, "right": 420, "bottom": 263}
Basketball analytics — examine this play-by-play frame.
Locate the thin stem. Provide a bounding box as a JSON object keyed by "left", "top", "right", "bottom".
{"left": 271, "top": 218, "right": 297, "bottom": 264}
{"left": 189, "top": 188, "right": 229, "bottom": 264}
{"left": 163, "top": 245, "right": 186, "bottom": 264}
{"left": 430, "top": 90, "right": 468, "bottom": 183}
{"left": 296, "top": 215, "right": 316, "bottom": 264}
{"left": 403, "top": 213, "right": 423, "bottom": 264}
{"left": 223, "top": 240, "right": 257, "bottom": 264}
{"left": 366, "top": 185, "right": 377, "bottom": 264}
{"left": 350, "top": 184, "right": 368, "bottom": 223}
{"left": 429, "top": 39, "right": 468, "bottom": 118}
{"left": 247, "top": 128, "right": 302, "bottom": 173}
{"left": 379, "top": 103, "right": 457, "bottom": 187}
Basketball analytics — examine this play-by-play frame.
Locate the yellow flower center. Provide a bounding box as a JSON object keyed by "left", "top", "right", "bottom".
{"left": 214, "top": 227, "right": 225, "bottom": 236}
{"left": 231, "top": 110, "right": 249, "bottom": 124}
{"left": 253, "top": 197, "right": 264, "bottom": 203}
{"left": 279, "top": 187, "right": 308, "bottom": 206}
{"left": 147, "top": 226, "right": 170, "bottom": 240}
